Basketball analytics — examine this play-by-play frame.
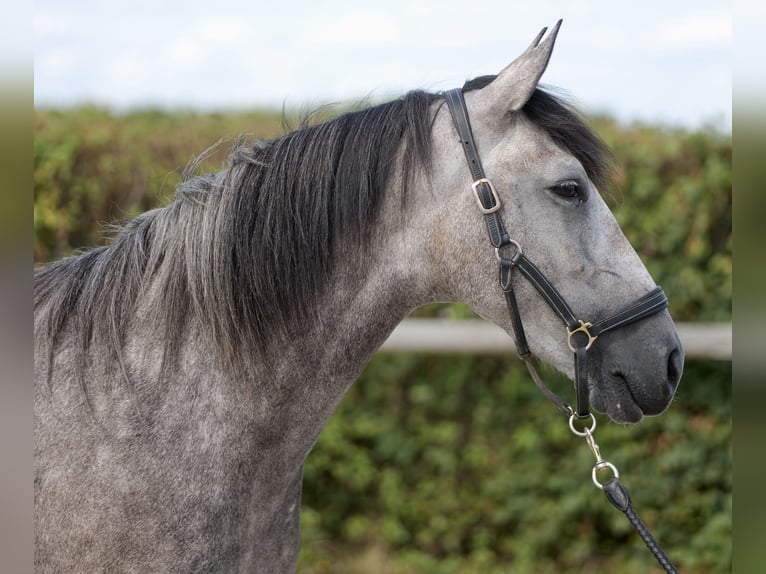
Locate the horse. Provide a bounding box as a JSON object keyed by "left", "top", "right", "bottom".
{"left": 34, "top": 21, "right": 683, "bottom": 573}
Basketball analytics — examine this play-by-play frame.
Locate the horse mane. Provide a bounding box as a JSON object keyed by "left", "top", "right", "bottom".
{"left": 34, "top": 83, "right": 613, "bottom": 385}
{"left": 35, "top": 90, "right": 441, "bottom": 383}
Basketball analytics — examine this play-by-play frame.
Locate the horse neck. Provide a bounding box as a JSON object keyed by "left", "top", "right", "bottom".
{"left": 261, "top": 221, "right": 422, "bottom": 440}
{"left": 174, "top": 200, "right": 426, "bottom": 470}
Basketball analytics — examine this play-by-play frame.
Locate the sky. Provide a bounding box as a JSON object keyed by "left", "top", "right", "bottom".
{"left": 34, "top": 0, "right": 732, "bottom": 130}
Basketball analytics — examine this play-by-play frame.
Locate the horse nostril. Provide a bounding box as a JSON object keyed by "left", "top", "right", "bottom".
{"left": 667, "top": 347, "right": 683, "bottom": 392}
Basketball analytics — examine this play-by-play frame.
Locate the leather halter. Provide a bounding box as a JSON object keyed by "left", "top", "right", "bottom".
{"left": 443, "top": 88, "right": 669, "bottom": 419}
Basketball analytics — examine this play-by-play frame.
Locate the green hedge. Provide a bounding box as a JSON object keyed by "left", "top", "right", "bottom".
{"left": 34, "top": 107, "right": 731, "bottom": 572}
{"left": 598, "top": 120, "right": 732, "bottom": 321}
{"left": 34, "top": 107, "right": 286, "bottom": 263}
{"left": 300, "top": 358, "right": 730, "bottom": 574}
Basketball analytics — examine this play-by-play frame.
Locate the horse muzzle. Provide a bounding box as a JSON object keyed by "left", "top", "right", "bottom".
{"left": 588, "top": 314, "right": 684, "bottom": 423}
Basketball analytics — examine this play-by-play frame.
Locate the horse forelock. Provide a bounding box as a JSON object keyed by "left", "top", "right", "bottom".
{"left": 463, "top": 76, "right": 615, "bottom": 191}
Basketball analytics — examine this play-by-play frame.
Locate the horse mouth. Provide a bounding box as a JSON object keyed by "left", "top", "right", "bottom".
{"left": 589, "top": 376, "right": 645, "bottom": 424}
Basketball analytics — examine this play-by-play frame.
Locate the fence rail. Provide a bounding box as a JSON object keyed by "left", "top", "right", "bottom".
{"left": 379, "top": 320, "right": 731, "bottom": 359}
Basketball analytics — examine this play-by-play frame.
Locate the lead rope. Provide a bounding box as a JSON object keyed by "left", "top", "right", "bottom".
{"left": 569, "top": 415, "right": 680, "bottom": 574}
{"left": 518, "top": 344, "right": 680, "bottom": 572}
{"left": 442, "top": 87, "right": 680, "bottom": 572}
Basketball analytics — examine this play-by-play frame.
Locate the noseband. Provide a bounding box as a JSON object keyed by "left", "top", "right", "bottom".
{"left": 443, "top": 88, "right": 669, "bottom": 420}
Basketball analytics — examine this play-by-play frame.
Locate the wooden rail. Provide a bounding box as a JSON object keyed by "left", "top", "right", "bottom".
{"left": 379, "top": 320, "right": 731, "bottom": 360}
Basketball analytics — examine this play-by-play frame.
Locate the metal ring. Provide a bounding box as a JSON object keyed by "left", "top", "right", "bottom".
{"left": 592, "top": 461, "right": 619, "bottom": 490}
{"left": 494, "top": 239, "right": 523, "bottom": 263}
{"left": 568, "top": 413, "right": 596, "bottom": 437}
{"left": 567, "top": 320, "right": 598, "bottom": 352}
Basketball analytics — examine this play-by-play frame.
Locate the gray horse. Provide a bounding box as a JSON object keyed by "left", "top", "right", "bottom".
{"left": 35, "top": 22, "right": 683, "bottom": 572}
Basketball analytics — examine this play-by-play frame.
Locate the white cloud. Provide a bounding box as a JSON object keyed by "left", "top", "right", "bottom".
{"left": 658, "top": 11, "right": 731, "bottom": 48}
{"left": 34, "top": 9, "right": 74, "bottom": 38}
{"left": 199, "top": 19, "right": 247, "bottom": 43}
{"left": 167, "top": 39, "right": 204, "bottom": 68}
{"left": 35, "top": 48, "right": 76, "bottom": 79}
{"left": 108, "top": 54, "right": 143, "bottom": 91}
{"left": 305, "top": 11, "right": 401, "bottom": 48}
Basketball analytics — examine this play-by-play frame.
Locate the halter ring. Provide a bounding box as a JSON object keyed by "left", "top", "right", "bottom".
{"left": 568, "top": 412, "right": 597, "bottom": 436}
{"left": 592, "top": 461, "right": 620, "bottom": 490}
{"left": 495, "top": 239, "right": 523, "bottom": 263}
{"left": 567, "top": 320, "right": 598, "bottom": 352}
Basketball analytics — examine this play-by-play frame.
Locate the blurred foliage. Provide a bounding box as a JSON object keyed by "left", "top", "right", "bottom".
{"left": 34, "top": 107, "right": 730, "bottom": 572}
{"left": 595, "top": 118, "right": 732, "bottom": 322}
{"left": 300, "top": 359, "right": 730, "bottom": 574}
{"left": 34, "top": 106, "right": 287, "bottom": 263}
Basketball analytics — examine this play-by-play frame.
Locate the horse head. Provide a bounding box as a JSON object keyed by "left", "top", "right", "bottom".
{"left": 418, "top": 22, "right": 683, "bottom": 423}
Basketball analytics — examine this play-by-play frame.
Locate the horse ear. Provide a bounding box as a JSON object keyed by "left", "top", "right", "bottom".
{"left": 475, "top": 20, "right": 562, "bottom": 116}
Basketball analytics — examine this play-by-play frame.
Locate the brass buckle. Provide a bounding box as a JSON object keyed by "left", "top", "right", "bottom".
{"left": 567, "top": 320, "right": 597, "bottom": 352}
{"left": 471, "top": 178, "right": 501, "bottom": 214}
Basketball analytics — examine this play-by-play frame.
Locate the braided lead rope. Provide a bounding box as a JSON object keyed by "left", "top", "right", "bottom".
{"left": 569, "top": 415, "right": 680, "bottom": 573}
{"left": 602, "top": 478, "right": 680, "bottom": 574}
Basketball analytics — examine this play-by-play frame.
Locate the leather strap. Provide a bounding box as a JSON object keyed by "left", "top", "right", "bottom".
{"left": 574, "top": 346, "right": 590, "bottom": 418}
{"left": 591, "top": 287, "right": 668, "bottom": 337}
{"left": 443, "top": 89, "right": 484, "bottom": 181}
{"left": 501, "top": 282, "right": 531, "bottom": 358}
{"left": 513, "top": 254, "right": 579, "bottom": 330}
{"left": 444, "top": 88, "right": 508, "bottom": 247}
{"left": 603, "top": 478, "right": 680, "bottom": 573}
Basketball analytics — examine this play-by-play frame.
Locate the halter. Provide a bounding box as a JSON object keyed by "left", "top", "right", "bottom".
{"left": 443, "top": 88, "right": 668, "bottom": 419}
{"left": 443, "top": 88, "right": 680, "bottom": 573}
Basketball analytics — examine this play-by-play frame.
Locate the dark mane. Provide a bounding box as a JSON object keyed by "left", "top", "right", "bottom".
{"left": 35, "top": 81, "right": 613, "bottom": 385}
{"left": 35, "top": 90, "right": 441, "bottom": 382}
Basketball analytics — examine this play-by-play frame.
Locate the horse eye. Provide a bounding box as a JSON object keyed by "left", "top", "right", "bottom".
{"left": 551, "top": 180, "right": 583, "bottom": 201}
